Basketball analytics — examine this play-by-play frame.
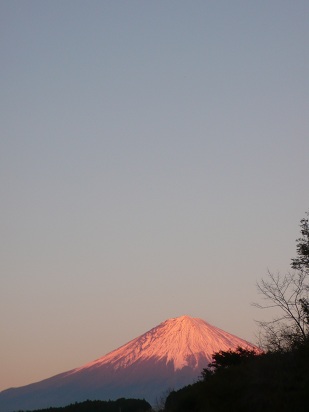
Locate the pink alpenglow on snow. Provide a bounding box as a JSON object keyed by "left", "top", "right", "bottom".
{"left": 73, "top": 315, "right": 256, "bottom": 372}
{"left": 0, "top": 315, "right": 259, "bottom": 411}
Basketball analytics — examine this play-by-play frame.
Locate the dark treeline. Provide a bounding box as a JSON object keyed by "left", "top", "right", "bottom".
{"left": 164, "top": 340, "right": 309, "bottom": 411}
{"left": 17, "top": 212, "right": 309, "bottom": 412}
{"left": 19, "top": 398, "right": 151, "bottom": 412}
{"left": 163, "top": 211, "right": 309, "bottom": 411}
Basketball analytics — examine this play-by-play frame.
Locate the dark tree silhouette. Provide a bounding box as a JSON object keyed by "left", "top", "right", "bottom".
{"left": 291, "top": 211, "right": 309, "bottom": 272}
{"left": 255, "top": 211, "right": 309, "bottom": 351}
{"left": 200, "top": 346, "right": 258, "bottom": 380}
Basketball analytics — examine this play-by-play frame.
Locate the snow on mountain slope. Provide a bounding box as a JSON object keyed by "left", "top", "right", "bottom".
{"left": 71, "top": 315, "right": 255, "bottom": 373}
{"left": 0, "top": 315, "right": 259, "bottom": 411}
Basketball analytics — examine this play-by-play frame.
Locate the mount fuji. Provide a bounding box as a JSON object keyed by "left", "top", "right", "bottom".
{"left": 0, "top": 315, "right": 258, "bottom": 411}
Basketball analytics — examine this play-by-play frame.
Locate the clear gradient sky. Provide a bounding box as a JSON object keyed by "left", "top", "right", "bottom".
{"left": 1, "top": 0, "right": 308, "bottom": 392}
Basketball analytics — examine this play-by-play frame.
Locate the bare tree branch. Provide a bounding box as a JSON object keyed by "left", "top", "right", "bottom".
{"left": 254, "top": 211, "right": 309, "bottom": 351}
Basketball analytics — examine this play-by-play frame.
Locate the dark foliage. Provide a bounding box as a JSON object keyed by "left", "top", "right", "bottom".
{"left": 255, "top": 211, "right": 309, "bottom": 350}
{"left": 165, "top": 339, "right": 309, "bottom": 411}
{"left": 19, "top": 398, "right": 151, "bottom": 412}
{"left": 164, "top": 211, "right": 309, "bottom": 411}
{"left": 205, "top": 346, "right": 258, "bottom": 371}
{"left": 291, "top": 212, "right": 309, "bottom": 272}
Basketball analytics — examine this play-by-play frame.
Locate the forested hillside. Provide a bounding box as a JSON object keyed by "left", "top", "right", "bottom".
{"left": 20, "top": 398, "right": 151, "bottom": 412}
{"left": 164, "top": 211, "right": 309, "bottom": 412}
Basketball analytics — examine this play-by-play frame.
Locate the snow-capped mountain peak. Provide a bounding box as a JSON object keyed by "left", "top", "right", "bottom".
{"left": 0, "top": 315, "right": 258, "bottom": 411}
{"left": 72, "top": 315, "right": 255, "bottom": 373}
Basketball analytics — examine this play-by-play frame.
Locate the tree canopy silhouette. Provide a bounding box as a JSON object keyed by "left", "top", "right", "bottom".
{"left": 255, "top": 211, "right": 309, "bottom": 350}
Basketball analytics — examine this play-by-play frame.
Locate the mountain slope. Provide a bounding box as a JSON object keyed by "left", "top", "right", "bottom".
{"left": 0, "top": 315, "right": 258, "bottom": 411}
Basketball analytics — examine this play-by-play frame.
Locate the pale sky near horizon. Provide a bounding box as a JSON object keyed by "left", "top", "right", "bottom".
{"left": 1, "top": 0, "right": 308, "bottom": 391}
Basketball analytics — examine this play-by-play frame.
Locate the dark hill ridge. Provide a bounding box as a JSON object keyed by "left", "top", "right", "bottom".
{"left": 0, "top": 315, "right": 258, "bottom": 411}
{"left": 15, "top": 398, "right": 151, "bottom": 412}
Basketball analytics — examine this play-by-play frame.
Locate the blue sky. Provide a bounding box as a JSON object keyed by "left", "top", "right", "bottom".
{"left": 1, "top": 0, "right": 308, "bottom": 391}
